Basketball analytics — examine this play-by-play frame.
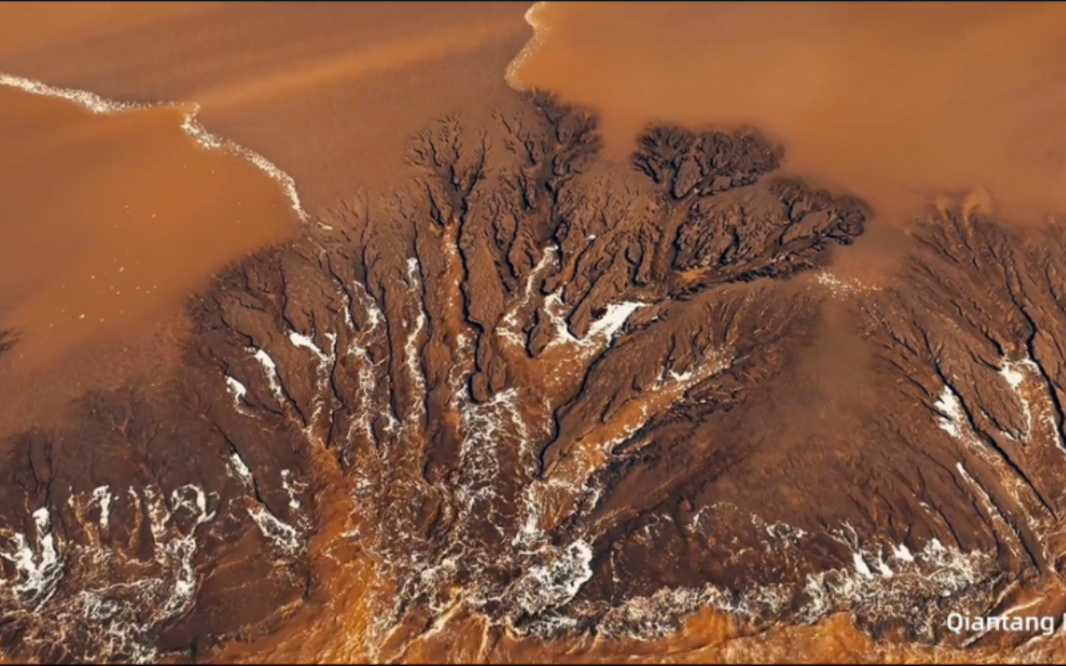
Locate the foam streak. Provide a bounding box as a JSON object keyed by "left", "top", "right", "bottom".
{"left": 0, "top": 72, "right": 310, "bottom": 224}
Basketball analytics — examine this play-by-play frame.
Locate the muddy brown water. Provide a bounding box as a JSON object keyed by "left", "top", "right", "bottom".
{"left": 509, "top": 1, "right": 1066, "bottom": 228}
{"left": 3, "top": 1, "right": 1066, "bottom": 663}
{"left": 0, "top": 86, "right": 298, "bottom": 432}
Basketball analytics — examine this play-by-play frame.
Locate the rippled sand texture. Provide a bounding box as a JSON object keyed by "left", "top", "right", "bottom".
{"left": 509, "top": 1, "right": 1066, "bottom": 225}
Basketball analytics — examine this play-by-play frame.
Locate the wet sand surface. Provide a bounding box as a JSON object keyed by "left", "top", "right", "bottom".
{"left": 0, "top": 2, "right": 531, "bottom": 204}
{"left": 510, "top": 2, "right": 1066, "bottom": 227}
{"left": 0, "top": 86, "right": 298, "bottom": 433}
{"left": 0, "top": 1, "right": 529, "bottom": 431}
{"left": 4, "top": 2, "right": 1066, "bottom": 665}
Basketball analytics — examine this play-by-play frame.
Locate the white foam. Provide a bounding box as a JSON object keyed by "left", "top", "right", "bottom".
{"left": 228, "top": 451, "right": 255, "bottom": 488}
{"left": 892, "top": 542, "right": 915, "bottom": 562}
{"left": 852, "top": 552, "right": 874, "bottom": 579}
{"left": 1000, "top": 355, "right": 1066, "bottom": 454}
{"left": 876, "top": 553, "right": 894, "bottom": 578}
{"left": 0, "top": 72, "right": 310, "bottom": 224}
{"left": 0, "top": 507, "right": 62, "bottom": 608}
{"left": 541, "top": 291, "right": 645, "bottom": 353}
{"left": 91, "top": 486, "right": 112, "bottom": 529}
{"left": 936, "top": 376, "right": 1054, "bottom": 550}
{"left": 224, "top": 375, "right": 248, "bottom": 405}
{"left": 497, "top": 246, "right": 558, "bottom": 348}
{"left": 505, "top": 2, "right": 552, "bottom": 89}
{"left": 341, "top": 280, "right": 397, "bottom": 442}
{"left": 454, "top": 388, "right": 526, "bottom": 514}
{"left": 169, "top": 485, "right": 215, "bottom": 527}
{"left": 249, "top": 505, "right": 301, "bottom": 556}
{"left": 160, "top": 537, "right": 199, "bottom": 618}
{"left": 815, "top": 271, "right": 871, "bottom": 297}
{"left": 402, "top": 258, "right": 429, "bottom": 426}
{"left": 1001, "top": 362, "right": 1026, "bottom": 389}
{"left": 934, "top": 385, "right": 966, "bottom": 440}
{"left": 513, "top": 540, "right": 594, "bottom": 616}
{"left": 289, "top": 330, "right": 327, "bottom": 362}
{"left": 542, "top": 290, "right": 580, "bottom": 348}
{"left": 251, "top": 347, "right": 287, "bottom": 402}
{"left": 281, "top": 469, "right": 303, "bottom": 511}
{"left": 586, "top": 301, "right": 645, "bottom": 340}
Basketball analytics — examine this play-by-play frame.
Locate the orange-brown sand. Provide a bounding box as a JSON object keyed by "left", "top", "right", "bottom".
{"left": 4, "top": 2, "right": 1066, "bottom": 664}
{"left": 0, "top": 1, "right": 530, "bottom": 430}
{"left": 0, "top": 2, "right": 532, "bottom": 203}
{"left": 509, "top": 2, "right": 1066, "bottom": 227}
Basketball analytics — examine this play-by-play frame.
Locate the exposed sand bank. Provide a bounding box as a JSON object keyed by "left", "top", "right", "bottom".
{"left": 0, "top": 1, "right": 531, "bottom": 432}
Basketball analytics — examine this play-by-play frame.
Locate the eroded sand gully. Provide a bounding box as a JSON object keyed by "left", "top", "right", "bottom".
{"left": 508, "top": 1, "right": 1066, "bottom": 227}
{"left": 0, "top": 82, "right": 300, "bottom": 431}
{"left": 208, "top": 4, "right": 1066, "bottom": 664}
{"left": 8, "top": 3, "right": 1066, "bottom": 664}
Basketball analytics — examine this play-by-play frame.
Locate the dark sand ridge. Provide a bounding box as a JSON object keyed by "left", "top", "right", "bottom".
{"left": 3, "top": 4, "right": 1066, "bottom": 664}
{"left": 508, "top": 1, "right": 1066, "bottom": 282}
{"left": 0, "top": 2, "right": 532, "bottom": 204}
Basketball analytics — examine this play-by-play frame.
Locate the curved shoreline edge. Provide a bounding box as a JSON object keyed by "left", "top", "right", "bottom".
{"left": 504, "top": 1, "right": 549, "bottom": 90}
{"left": 0, "top": 72, "right": 311, "bottom": 225}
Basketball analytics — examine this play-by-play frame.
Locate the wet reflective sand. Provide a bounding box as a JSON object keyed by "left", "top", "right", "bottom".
{"left": 0, "top": 86, "right": 298, "bottom": 431}
{"left": 0, "top": 2, "right": 531, "bottom": 202}
{"left": 510, "top": 2, "right": 1066, "bottom": 226}
{"left": 4, "top": 1, "right": 1066, "bottom": 663}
